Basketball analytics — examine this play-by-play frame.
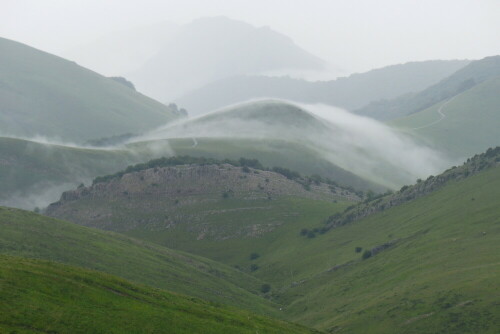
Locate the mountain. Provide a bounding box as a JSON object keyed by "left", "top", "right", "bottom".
{"left": 63, "top": 21, "right": 179, "bottom": 76}
{"left": 129, "top": 17, "right": 325, "bottom": 101}
{"left": 0, "top": 255, "right": 316, "bottom": 334}
{"left": 0, "top": 37, "right": 180, "bottom": 142}
{"left": 357, "top": 55, "right": 500, "bottom": 120}
{"left": 174, "top": 60, "right": 470, "bottom": 116}
{"left": 391, "top": 76, "right": 500, "bottom": 160}
{"left": 0, "top": 206, "right": 277, "bottom": 314}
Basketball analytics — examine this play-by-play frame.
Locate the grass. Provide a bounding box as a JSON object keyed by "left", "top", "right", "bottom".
{"left": 0, "top": 207, "right": 279, "bottom": 315}
{"left": 391, "top": 77, "right": 500, "bottom": 160}
{"left": 0, "top": 37, "right": 178, "bottom": 142}
{"left": 273, "top": 165, "right": 500, "bottom": 333}
{"left": 0, "top": 255, "right": 319, "bottom": 334}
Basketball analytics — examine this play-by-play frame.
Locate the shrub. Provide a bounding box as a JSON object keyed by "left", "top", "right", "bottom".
{"left": 260, "top": 284, "right": 271, "bottom": 294}
{"left": 355, "top": 247, "right": 363, "bottom": 253}
{"left": 362, "top": 250, "right": 372, "bottom": 259}
{"left": 307, "top": 231, "right": 316, "bottom": 238}
{"left": 241, "top": 166, "right": 251, "bottom": 173}
{"left": 250, "top": 264, "right": 259, "bottom": 272}
{"left": 300, "top": 228, "right": 308, "bottom": 236}
{"left": 250, "top": 253, "right": 260, "bottom": 260}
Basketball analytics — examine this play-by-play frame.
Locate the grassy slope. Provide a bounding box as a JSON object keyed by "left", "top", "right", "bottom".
{"left": 270, "top": 165, "right": 500, "bottom": 333}
{"left": 0, "top": 255, "right": 318, "bottom": 334}
{"left": 0, "top": 37, "right": 177, "bottom": 142}
{"left": 0, "top": 207, "right": 279, "bottom": 315}
{"left": 392, "top": 77, "right": 500, "bottom": 159}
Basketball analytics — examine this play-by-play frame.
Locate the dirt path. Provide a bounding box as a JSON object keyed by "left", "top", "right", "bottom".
{"left": 411, "top": 95, "right": 458, "bottom": 130}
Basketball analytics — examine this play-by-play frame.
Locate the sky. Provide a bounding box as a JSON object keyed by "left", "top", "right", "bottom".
{"left": 1, "top": 0, "right": 499, "bottom": 74}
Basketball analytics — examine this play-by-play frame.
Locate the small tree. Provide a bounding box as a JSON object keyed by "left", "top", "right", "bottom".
{"left": 362, "top": 250, "right": 372, "bottom": 260}
{"left": 260, "top": 284, "right": 271, "bottom": 294}
{"left": 355, "top": 247, "right": 363, "bottom": 253}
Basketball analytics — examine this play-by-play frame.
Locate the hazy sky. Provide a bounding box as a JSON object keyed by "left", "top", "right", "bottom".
{"left": 1, "top": 0, "right": 499, "bottom": 73}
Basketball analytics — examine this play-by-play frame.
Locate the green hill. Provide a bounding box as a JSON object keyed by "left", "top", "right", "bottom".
{"left": 175, "top": 60, "right": 469, "bottom": 116}
{"left": 357, "top": 55, "right": 500, "bottom": 120}
{"left": 391, "top": 77, "right": 500, "bottom": 159}
{"left": 0, "top": 206, "right": 277, "bottom": 314}
{"left": 0, "top": 37, "right": 180, "bottom": 142}
{"left": 253, "top": 148, "right": 500, "bottom": 333}
{"left": 0, "top": 255, "right": 317, "bottom": 334}
{"left": 45, "top": 157, "right": 357, "bottom": 267}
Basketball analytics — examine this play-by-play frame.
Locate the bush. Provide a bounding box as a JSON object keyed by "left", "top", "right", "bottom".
{"left": 300, "top": 228, "right": 308, "bottom": 236}
{"left": 307, "top": 231, "right": 316, "bottom": 239}
{"left": 241, "top": 166, "right": 251, "bottom": 173}
{"left": 362, "top": 250, "right": 372, "bottom": 259}
{"left": 355, "top": 247, "right": 363, "bottom": 253}
{"left": 260, "top": 284, "right": 271, "bottom": 294}
{"left": 250, "top": 253, "right": 260, "bottom": 260}
{"left": 250, "top": 264, "right": 259, "bottom": 272}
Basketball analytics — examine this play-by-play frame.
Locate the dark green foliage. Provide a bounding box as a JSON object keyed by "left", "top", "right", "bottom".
{"left": 250, "top": 253, "right": 260, "bottom": 260}
{"left": 261, "top": 284, "right": 271, "bottom": 294}
{"left": 242, "top": 166, "right": 251, "bottom": 173}
{"left": 109, "top": 76, "right": 136, "bottom": 90}
{"left": 362, "top": 250, "right": 372, "bottom": 259}
{"left": 250, "top": 264, "right": 259, "bottom": 272}
{"left": 300, "top": 228, "right": 309, "bottom": 236}
{"left": 272, "top": 167, "right": 301, "bottom": 180}
{"left": 355, "top": 247, "right": 363, "bottom": 253}
{"left": 307, "top": 231, "right": 316, "bottom": 239}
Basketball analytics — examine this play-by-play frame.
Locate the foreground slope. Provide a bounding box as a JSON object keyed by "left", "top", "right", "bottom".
{"left": 176, "top": 60, "right": 469, "bottom": 116}
{"left": 260, "top": 148, "right": 500, "bottom": 333}
{"left": 0, "top": 255, "right": 318, "bottom": 334}
{"left": 392, "top": 77, "right": 500, "bottom": 159}
{"left": 0, "top": 37, "right": 179, "bottom": 142}
{"left": 0, "top": 206, "right": 277, "bottom": 314}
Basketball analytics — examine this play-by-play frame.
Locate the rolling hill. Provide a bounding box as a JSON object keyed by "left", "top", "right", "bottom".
{"left": 0, "top": 37, "right": 180, "bottom": 142}
{"left": 175, "top": 60, "right": 469, "bottom": 116}
{"left": 0, "top": 206, "right": 278, "bottom": 314}
{"left": 0, "top": 255, "right": 317, "bottom": 334}
{"left": 45, "top": 156, "right": 356, "bottom": 266}
{"left": 391, "top": 76, "right": 500, "bottom": 159}
{"left": 133, "top": 100, "right": 449, "bottom": 190}
{"left": 44, "top": 143, "right": 500, "bottom": 333}
{"left": 357, "top": 55, "right": 500, "bottom": 120}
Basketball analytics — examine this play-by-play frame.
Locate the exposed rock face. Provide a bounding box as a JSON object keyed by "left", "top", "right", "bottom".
{"left": 47, "top": 164, "right": 359, "bottom": 239}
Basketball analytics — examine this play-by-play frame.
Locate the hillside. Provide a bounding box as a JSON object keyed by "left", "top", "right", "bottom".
{"left": 46, "top": 157, "right": 357, "bottom": 265}
{"left": 391, "top": 77, "right": 500, "bottom": 159}
{"left": 175, "top": 60, "right": 469, "bottom": 116}
{"left": 357, "top": 55, "right": 500, "bottom": 120}
{"left": 0, "top": 37, "right": 180, "bottom": 142}
{"left": 129, "top": 16, "right": 325, "bottom": 101}
{"left": 0, "top": 206, "right": 277, "bottom": 314}
{"left": 0, "top": 255, "right": 317, "bottom": 334}
{"left": 246, "top": 147, "right": 500, "bottom": 333}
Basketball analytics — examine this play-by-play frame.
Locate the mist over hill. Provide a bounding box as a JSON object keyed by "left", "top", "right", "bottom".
{"left": 134, "top": 100, "right": 451, "bottom": 189}
{"left": 128, "top": 17, "right": 326, "bottom": 101}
